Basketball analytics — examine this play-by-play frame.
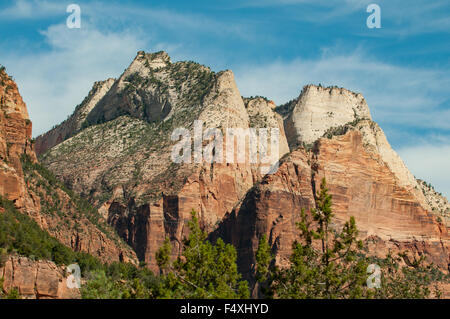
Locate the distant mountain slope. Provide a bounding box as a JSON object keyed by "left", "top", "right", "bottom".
{"left": 35, "top": 78, "right": 115, "bottom": 156}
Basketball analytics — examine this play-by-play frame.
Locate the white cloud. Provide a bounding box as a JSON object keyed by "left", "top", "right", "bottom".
{"left": 234, "top": 51, "right": 450, "bottom": 130}
{"left": 0, "top": 0, "right": 63, "bottom": 19}
{"left": 0, "top": 1, "right": 255, "bottom": 138}
{"left": 398, "top": 144, "right": 450, "bottom": 199}
{"left": 235, "top": 0, "right": 450, "bottom": 35}
{"left": 0, "top": 22, "right": 151, "bottom": 136}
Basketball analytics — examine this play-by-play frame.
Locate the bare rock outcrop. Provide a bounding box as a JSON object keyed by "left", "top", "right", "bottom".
{"left": 284, "top": 85, "right": 371, "bottom": 148}
{"left": 40, "top": 52, "right": 287, "bottom": 271}
{"left": 0, "top": 255, "right": 80, "bottom": 299}
{"left": 283, "top": 85, "right": 432, "bottom": 214}
{"left": 417, "top": 179, "right": 450, "bottom": 227}
{"left": 244, "top": 97, "right": 290, "bottom": 158}
{"left": 0, "top": 67, "right": 36, "bottom": 210}
{"left": 36, "top": 53, "right": 449, "bottom": 295}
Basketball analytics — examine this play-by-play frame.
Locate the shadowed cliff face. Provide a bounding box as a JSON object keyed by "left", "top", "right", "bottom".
{"left": 35, "top": 52, "right": 449, "bottom": 290}
{"left": 0, "top": 67, "right": 138, "bottom": 265}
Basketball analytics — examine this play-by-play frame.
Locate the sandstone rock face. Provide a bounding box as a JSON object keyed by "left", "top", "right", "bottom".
{"left": 40, "top": 52, "right": 287, "bottom": 270}
{"left": 417, "top": 179, "right": 450, "bottom": 227}
{"left": 0, "top": 67, "right": 137, "bottom": 264}
{"left": 0, "top": 67, "right": 36, "bottom": 210}
{"left": 0, "top": 255, "right": 80, "bottom": 299}
{"left": 35, "top": 78, "right": 115, "bottom": 156}
{"left": 244, "top": 97, "right": 290, "bottom": 158}
{"left": 353, "top": 119, "right": 430, "bottom": 211}
{"left": 39, "top": 52, "right": 288, "bottom": 269}
{"left": 282, "top": 85, "right": 431, "bottom": 216}
{"left": 214, "top": 131, "right": 449, "bottom": 286}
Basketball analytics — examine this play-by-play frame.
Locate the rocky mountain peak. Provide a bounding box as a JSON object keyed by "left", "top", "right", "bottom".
{"left": 1, "top": 66, "right": 29, "bottom": 120}
{"left": 34, "top": 54, "right": 449, "bottom": 280}
{"left": 284, "top": 84, "right": 372, "bottom": 148}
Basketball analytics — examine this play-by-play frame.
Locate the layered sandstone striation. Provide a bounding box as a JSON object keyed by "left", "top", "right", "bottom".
{"left": 282, "top": 85, "right": 434, "bottom": 213}
{"left": 214, "top": 130, "right": 449, "bottom": 286}
{"left": 417, "top": 179, "right": 450, "bottom": 227}
{"left": 0, "top": 255, "right": 79, "bottom": 299}
{"left": 39, "top": 52, "right": 288, "bottom": 270}
{"left": 0, "top": 67, "right": 36, "bottom": 210}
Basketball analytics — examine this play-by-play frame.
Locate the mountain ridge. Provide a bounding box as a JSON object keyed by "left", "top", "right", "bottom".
{"left": 32, "top": 51, "right": 449, "bottom": 280}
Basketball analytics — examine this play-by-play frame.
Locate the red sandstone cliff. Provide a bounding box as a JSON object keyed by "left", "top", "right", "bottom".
{"left": 212, "top": 131, "right": 449, "bottom": 285}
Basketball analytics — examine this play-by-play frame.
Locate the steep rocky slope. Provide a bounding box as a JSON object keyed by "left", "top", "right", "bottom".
{"left": 282, "top": 85, "right": 439, "bottom": 216}
{"left": 418, "top": 179, "right": 450, "bottom": 226}
{"left": 0, "top": 67, "right": 137, "bottom": 264}
{"left": 37, "top": 53, "right": 449, "bottom": 283}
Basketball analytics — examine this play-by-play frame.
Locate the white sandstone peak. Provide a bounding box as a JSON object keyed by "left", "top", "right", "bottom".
{"left": 284, "top": 84, "right": 372, "bottom": 147}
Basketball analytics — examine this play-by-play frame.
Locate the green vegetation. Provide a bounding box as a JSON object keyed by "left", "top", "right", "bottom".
{"left": 0, "top": 194, "right": 162, "bottom": 299}
{"left": 244, "top": 95, "right": 271, "bottom": 102}
{"left": 5, "top": 288, "right": 21, "bottom": 299}
{"left": 83, "top": 210, "right": 250, "bottom": 299}
{"left": 255, "top": 178, "right": 447, "bottom": 299}
{"left": 20, "top": 154, "right": 124, "bottom": 246}
{"left": 322, "top": 118, "right": 364, "bottom": 139}
{"left": 0, "top": 195, "right": 102, "bottom": 271}
{"left": 169, "top": 61, "right": 215, "bottom": 107}
{"left": 155, "top": 210, "right": 249, "bottom": 299}
{"left": 81, "top": 263, "right": 160, "bottom": 299}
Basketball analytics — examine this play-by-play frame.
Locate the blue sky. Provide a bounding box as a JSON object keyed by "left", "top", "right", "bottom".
{"left": 0, "top": 0, "right": 449, "bottom": 197}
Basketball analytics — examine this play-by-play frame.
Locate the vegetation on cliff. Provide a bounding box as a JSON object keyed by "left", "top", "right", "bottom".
{"left": 20, "top": 153, "right": 134, "bottom": 252}
{"left": 0, "top": 195, "right": 162, "bottom": 299}
{"left": 255, "top": 178, "right": 448, "bottom": 299}
{"left": 0, "top": 195, "right": 104, "bottom": 272}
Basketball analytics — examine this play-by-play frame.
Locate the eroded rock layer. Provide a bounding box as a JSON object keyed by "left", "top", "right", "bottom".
{"left": 213, "top": 131, "right": 449, "bottom": 284}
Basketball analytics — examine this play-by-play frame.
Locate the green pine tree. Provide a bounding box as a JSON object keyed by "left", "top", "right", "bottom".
{"left": 156, "top": 210, "right": 249, "bottom": 299}
{"left": 255, "top": 178, "right": 445, "bottom": 299}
